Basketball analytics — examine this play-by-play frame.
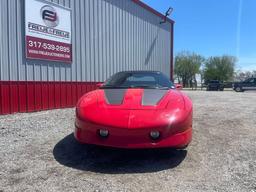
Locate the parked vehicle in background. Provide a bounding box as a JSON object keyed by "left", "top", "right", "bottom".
{"left": 206, "top": 80, "right": 224, "bottom": 91}
{"left": 222, "top": 82, "right": 234, "bottom": 89}
{"left": 233, "top": 78, "right": 256, "bottom": 92}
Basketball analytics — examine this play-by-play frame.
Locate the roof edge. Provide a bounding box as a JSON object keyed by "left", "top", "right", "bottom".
{"left": 132, "top": 0, "right": 175, "bottom": 24}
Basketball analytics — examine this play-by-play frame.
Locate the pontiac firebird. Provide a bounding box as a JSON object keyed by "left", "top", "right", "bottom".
{"left": 74, "top": 71, "right": 192, "bottom": 149}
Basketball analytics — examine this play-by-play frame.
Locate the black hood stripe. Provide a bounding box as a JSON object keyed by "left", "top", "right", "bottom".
{"left": 104, "top": 89, "right": 168, "bottom": 106}
{"left": 104, "top": 89, "right": 127, "bottom": 105}
{"left": 142, "top": 89, "right": 168, "bottom": 106}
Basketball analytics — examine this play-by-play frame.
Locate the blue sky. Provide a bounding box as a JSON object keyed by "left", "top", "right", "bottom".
{"left": 143, "top": 0, "right": 256, "bottom": 71}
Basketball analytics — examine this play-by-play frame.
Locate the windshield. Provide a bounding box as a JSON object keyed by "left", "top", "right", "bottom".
{"left": 210, "top": 80, "right": 220, "bottom": 83}
{"left": 244, "top": 78, "right": 254, "bottom": 83}
{"left": 101, "top": 72, "right": 175, "bottom": 89}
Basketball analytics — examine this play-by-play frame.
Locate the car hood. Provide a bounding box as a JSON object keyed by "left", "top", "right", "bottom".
{"left": 97, "top": 88, "right": 173, "bottom": 110}
{"left": 76, "top": 89, "right": 187, "bottom": 129}
{"left": 77, "top": 88, "right": 185, "bottom": 110}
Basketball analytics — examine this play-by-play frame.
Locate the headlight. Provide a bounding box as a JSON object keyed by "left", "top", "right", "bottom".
{"left": 99, "top": 129, "right": 109, "bottom": 138}
{"left": 150, "top": 131, "right": 160, "bottom": 140}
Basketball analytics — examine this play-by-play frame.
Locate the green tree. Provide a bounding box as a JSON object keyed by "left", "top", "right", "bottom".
{"left": 204, "top": 56, "right": 236, "bottom": 82}
{"left": 234, "top": 70, "right": 256, "bottom": 81}
{"left": 174, "top": 51, "right": 204, "bottom": 87}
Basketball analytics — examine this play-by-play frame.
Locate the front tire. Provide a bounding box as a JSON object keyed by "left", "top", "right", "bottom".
{"left": 177, "top": 144, "right": 188, "bottom": 149}
{"left": 235, "top": 86, "right": 243, "bottom": 92}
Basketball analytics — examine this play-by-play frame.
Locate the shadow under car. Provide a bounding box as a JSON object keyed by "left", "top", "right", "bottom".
{"left": 53, "top": 133, "right": 187, "bottom": 174}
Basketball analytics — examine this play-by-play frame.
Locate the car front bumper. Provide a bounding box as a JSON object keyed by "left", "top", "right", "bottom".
{"left": 74, "top": 118, "right": 192, "bottom": 149}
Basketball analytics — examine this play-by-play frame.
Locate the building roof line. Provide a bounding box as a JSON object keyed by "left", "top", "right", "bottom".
{"left": 132, "top": 0, "right": 175, "bottom": 24}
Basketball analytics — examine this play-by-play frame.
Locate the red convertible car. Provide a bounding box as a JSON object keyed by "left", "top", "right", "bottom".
{"left": 75, "top": 71, "right": 192, "bottom": 149}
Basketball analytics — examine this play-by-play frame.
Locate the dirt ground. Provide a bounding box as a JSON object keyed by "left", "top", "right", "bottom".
{"left": 0, "top": 90, "right": 256, "bottom": 192}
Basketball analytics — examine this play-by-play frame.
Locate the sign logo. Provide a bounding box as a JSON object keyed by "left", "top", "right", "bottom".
{"left": 40, "top": 5, "right": 59, "bottom": 27}
{"left": 26, "top": 0, "right": 72, "bottom": 63}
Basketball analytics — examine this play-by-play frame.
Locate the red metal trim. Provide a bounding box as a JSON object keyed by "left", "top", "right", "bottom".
{"left": 0, "top": 82, "right": 2, "bottom": 115}
{"left": 71, "top": 83, "right": 77, "bottom": 106}
{"left": 1, "top": 82, "right": 11, "bottom": 114}
{"left": 35, "top": 83, "right": 42, "bottom": 111}
{"left": 48, "top": 82, "right": 55, "bottom": 109}
{"left": 27, "top": 82, "right": 35, "bottom": 112}
{"left": 0, "top": 81, "right": 100, "bottom": 115}
{"left": 42, "top": 83, "right": 49, "bottom": 110}
{"left": 55, "top": 82, "right": 61, "bottom": 108}
{"left": 170, "top": 22, "right": 174, "bottom": 81}
{"left": 77, "top": 83, "right": 83, "bottom": 101}
{"left": 67, "top": 83, "right": 72, "bottom": 107}
{"left": 19, "top": 82, "right": 27, "bottom": 113}
{"left": 132, "top": 0, "right": 175, "bottom": 24}
{"left": 60, "top": 83, "right": 67, "bottom": 108}
{"left": 10, "top": 82, "right": 19, "bottom": 113}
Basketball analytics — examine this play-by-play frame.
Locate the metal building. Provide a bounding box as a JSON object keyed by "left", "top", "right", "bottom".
{"left": 0, "top": 0, "right": 174, "bottom": 115}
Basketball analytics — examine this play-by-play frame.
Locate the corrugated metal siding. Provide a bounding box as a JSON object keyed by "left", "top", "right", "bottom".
{"left": 0, "top": 0, "right": 172, "bottom": 82}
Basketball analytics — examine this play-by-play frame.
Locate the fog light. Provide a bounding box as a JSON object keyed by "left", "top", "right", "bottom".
{"left": 99, "top": 129, "right": 109, "bottom": 137}
{"left": 150, "top": 131, "right": 160, "bottom": 140}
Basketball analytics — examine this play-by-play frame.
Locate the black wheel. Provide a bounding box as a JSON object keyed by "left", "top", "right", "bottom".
{"left": 235, "top": 86, "right": 242, "bottom": 92}
{"left": 177, "top": 144, "right": 188, "bottom": 150}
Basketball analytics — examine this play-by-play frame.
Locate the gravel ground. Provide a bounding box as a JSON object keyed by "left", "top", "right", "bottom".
{"left": 1, "top": 90, "right": 256, "bottom": 192}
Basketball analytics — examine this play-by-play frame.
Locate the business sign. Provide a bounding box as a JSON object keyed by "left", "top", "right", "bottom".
{"left": 25, "top": 0, "right": 72, "bottom": 63}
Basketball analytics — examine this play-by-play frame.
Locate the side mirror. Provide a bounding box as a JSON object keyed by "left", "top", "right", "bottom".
{"left": 96, "top": 83, "right": 103, "bottom": 88}
{"left": 175, "top": 83, "right": 183, "bottom": 90}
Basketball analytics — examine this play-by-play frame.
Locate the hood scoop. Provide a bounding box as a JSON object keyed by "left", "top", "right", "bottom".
{"left": 104, "top": 89, "right": 126, "bottom": 105}
{"left": 142, "top": 89, "right": 168, "bottom": 106}
{"left": 100, "top": 88, "right": 170, "bottom": 110}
